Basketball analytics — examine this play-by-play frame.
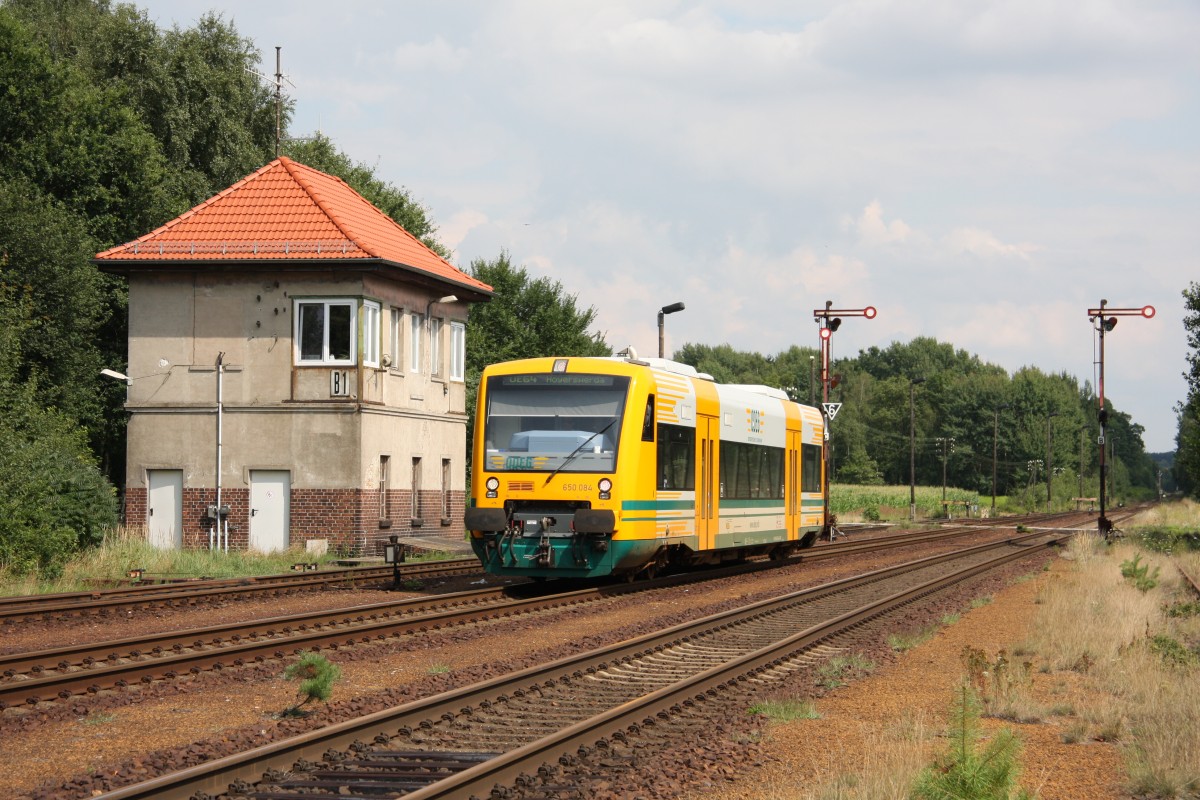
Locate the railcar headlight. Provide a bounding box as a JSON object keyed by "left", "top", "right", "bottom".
{"left": 486, "top": 477, "right": 500, "bottom": 491}
{"left": 598, "top": 478, "right": 612, "bottom": 493}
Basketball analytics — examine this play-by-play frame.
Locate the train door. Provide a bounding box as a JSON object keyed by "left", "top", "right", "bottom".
{"left": 786, "top": 429, "right": 800, "bottom": 543}
{"left": 696, "top": 414, "right": 719, "bottom": 551}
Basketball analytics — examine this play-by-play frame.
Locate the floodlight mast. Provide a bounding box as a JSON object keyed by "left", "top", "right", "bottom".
{"left": 1086, "top": 299, "right": 1155, "bottom": 537}
{"left": 812, "top": 300, "right": 877, "bottom": 540}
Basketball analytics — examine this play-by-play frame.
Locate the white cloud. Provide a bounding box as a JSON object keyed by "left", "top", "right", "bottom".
{"left": 388, "top": 36, "right": 468, "bottom": 72}
{"left": 941, "top": 227, "right": 1038, "bottom": 261}
{"left": 851, "top": 201, "right": 913, "bottom": 246}
{"left": 436, "top": 209, "right": 489, "bottom": 254}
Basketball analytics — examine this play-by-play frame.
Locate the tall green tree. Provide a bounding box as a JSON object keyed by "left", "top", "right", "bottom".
{"left": 5, "top": 0, "right": 278, "bottom": 214}
{"left": 463, "top": 252, "right": 610, "bottom": 469}
{"left": 0, "top": 283, "right": 117, "bottom": 576}
{"left": 1175, "top": 282, "right": 1200, "bottom": 496}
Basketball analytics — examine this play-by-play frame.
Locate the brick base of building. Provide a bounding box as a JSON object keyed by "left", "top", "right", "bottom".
{"left": 123, "top": 487, "right": 465, "bottom": 555}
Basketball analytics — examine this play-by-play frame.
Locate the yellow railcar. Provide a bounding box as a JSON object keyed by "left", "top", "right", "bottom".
{"left": 464, "top": 353, "right": 826, "bottom": 579}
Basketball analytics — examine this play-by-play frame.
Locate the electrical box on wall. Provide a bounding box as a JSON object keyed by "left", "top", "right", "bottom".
{"left": 204, "top": 505, "right": 231, "bottom": 520}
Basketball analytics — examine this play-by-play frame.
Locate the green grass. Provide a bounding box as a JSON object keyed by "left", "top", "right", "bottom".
{"left": 818, "top": 654, "right": 876, "bottom": 689}
{"left": 0, "top": 526, "right": 457, "bottom": 596}
{"left": 831, "top": 483, "right": 983, "bottom": 522}
{"left": 749, "top": 698, "right": 821, "bottom": 722}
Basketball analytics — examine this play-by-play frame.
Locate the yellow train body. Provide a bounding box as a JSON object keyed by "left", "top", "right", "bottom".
{"left": 464, "top": 354, "right": 826, "bottom": 579}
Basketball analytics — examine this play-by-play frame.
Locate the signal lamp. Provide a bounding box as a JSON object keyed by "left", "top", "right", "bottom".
{"left": 1104, "top": 318, "right": 1118, "bottom": 332}
{"left": 828, "top": 318, "right": 842, "bottom": 332}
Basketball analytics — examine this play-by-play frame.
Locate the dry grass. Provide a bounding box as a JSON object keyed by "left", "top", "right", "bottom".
{"left": 1021, "top": 538, "right": 1200, "bottom": 797}
{"left": 0, "top": 525, "right": 342, "bottom": 596}
{"left": 791, "top": 521, "right": 1200, "bottom": 800}
{"left": 1126, "top": 498, "right": 1200, "bottom": 528}
{"left": 764, "top": 712, "right": 935, "bottom": 800}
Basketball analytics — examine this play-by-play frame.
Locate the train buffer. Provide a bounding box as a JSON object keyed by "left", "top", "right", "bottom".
{"left": 1073, "top": 497, "right": 1098, "bottom": 511}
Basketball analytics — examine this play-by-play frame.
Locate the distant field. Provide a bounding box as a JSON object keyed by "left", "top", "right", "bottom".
{"left": 832, "top": 484, "right": 985, "bottom": 522}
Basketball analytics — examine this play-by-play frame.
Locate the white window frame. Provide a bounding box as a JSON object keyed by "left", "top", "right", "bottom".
{"left": 362, "top": 300, "right": 381, "bottom": 368}
{"left": 450, "top": 321, "right": 466, "bottom": 381}
{"left": 409, "top": 312, "right": 423, "bottom": 374}
{"left": 430, "top": 317, "right": 443, "bottom": 377}
{"left": 388, "top": 306, "right": 403, "bottom": 372}
{"left": 295, "top": 298, "right": 357, "bottom": 366}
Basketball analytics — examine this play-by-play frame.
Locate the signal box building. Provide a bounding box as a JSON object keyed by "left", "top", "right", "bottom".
{"left": 95, "top": 157, "right": 492, "bottom": 554}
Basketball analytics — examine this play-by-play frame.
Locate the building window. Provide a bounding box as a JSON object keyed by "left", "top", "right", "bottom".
{"left": 409, "top": 313, "right": 423, "bottom": 374}
{"left": 379, "top": 455, "right": 390, "bottom": 520}
{"left": 388, "top": 307, "right": 403, "bottom": 371}
{"left": 362, "top": 300, "right": 381, "bottom": 368}
{"left": 430, "top": 317, "right": 443, "bottom": 377}
{"left": 296, "top": 299, "right": 356, "bottom": 364}
{"left": 441, "top": 458, "right": 451, "bottom": 522}
{"left": 450, "top": 322, "right": 466, "bottom": 381}
{"left": 411, "top": 457, "right": 422, "bottom": 523}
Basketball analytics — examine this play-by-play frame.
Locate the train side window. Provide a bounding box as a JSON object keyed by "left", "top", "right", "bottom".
{"left": 642, "top": 395, "right": 655, "bottom": 441}
{"left": 656, "top": 423, "right": 694, "bottom": 490}
{"left": 801, "top": 443, "right": 822, "bottom": 493}
{"left": 720, "top": 441, "right": 785, "bottom": 499}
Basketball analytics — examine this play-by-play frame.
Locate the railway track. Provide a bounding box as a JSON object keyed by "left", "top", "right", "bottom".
{"left": 86, "top": 529, "right": 1069, "bottom": 799}
{"left": 0, "top": 517, "right": 1105, "bottom": 713}
{"left": 0, "top": 558, "right": 480, "bottom": 625}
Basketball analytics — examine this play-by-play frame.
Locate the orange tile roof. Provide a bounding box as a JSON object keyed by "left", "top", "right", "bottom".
{"left": 95, "top": 157, "right": 491, "bottom": 295}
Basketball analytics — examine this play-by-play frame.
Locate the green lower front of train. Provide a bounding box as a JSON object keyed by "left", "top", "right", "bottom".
{"left": 468, "top": 531, "right": 665, "bottom": 580}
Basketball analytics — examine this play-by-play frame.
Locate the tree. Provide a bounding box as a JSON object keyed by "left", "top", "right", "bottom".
{"left": 0, "top": 6, "right": 173, "bottom": 243}
{"left": 1176, "top": 282, "right": 1200, "bottom": 496}
{"left": 0, "top": 284, "right": 117, "bottom": 577}
{"left": 463, "top": 252, "right": 610, "bottom": 469}
{"left": 5, "top": 0, "right": 278, "bottom": 215}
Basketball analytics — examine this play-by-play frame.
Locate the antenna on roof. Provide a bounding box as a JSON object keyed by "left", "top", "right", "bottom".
{"left": 247, "top": 46, "right": 296, "bottom": 157}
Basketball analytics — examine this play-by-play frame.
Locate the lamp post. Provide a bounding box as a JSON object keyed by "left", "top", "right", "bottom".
{"left": 813, "top": 300, "right": 877, "bottom": 539}
{"left": 658, "top": 302, "right": 685, "bottom": 358}
{"left": 1046, "top": 411, "right": 1059, "bottom": 511}
{"left": 1087, "top": 299, "right": 1154, "bottom": 536}
{"left": 992, "top": 403, "right": 1009, "bottom": 514}
{"left": 909, "top": 377, "right": 925, "bottom": 521}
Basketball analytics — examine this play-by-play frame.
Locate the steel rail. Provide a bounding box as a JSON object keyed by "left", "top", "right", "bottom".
{"left": 405, "top": 533, "right": 1068, "bottom": 799}
{"left": 86, "top": 530, "right": 1065, "bottom": 800}
{"left": 0, "top": 522, "right": 1061, "bottom": 709}
{"left": 0, "top": 558, "right": 479, "bottom": 624}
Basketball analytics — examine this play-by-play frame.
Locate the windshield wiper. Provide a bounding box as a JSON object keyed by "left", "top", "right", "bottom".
{"left": 542, "top": 419, "right": 618, "bottom": 486}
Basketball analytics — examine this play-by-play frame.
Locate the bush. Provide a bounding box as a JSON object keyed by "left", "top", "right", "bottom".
{"left": 283, "top": 652, "right": 342, "bottom": 715}
{"left": 911, "top": 685, "right": 1032, "bottom": 800}
{"left": 0, "top": 378, "right": 117, "bottom": 577}
{"left": 1120, "top": 554, "right": 1160, "bottom": 593}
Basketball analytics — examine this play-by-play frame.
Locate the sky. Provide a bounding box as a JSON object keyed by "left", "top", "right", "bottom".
{"left": 137, "top": 0, "right": 1199, "bottom": 452}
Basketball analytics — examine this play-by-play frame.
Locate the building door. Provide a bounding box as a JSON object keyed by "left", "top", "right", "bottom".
{"left": 249, "top": 470, "right": 290, "bottom": 552}
{"left": 147, "top": 470, "right": 183, "bottom": 550}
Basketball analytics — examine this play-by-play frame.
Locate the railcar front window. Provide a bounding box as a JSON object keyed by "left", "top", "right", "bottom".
{"left": 483, "top": 373, "right": 629, "bottom": 473}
